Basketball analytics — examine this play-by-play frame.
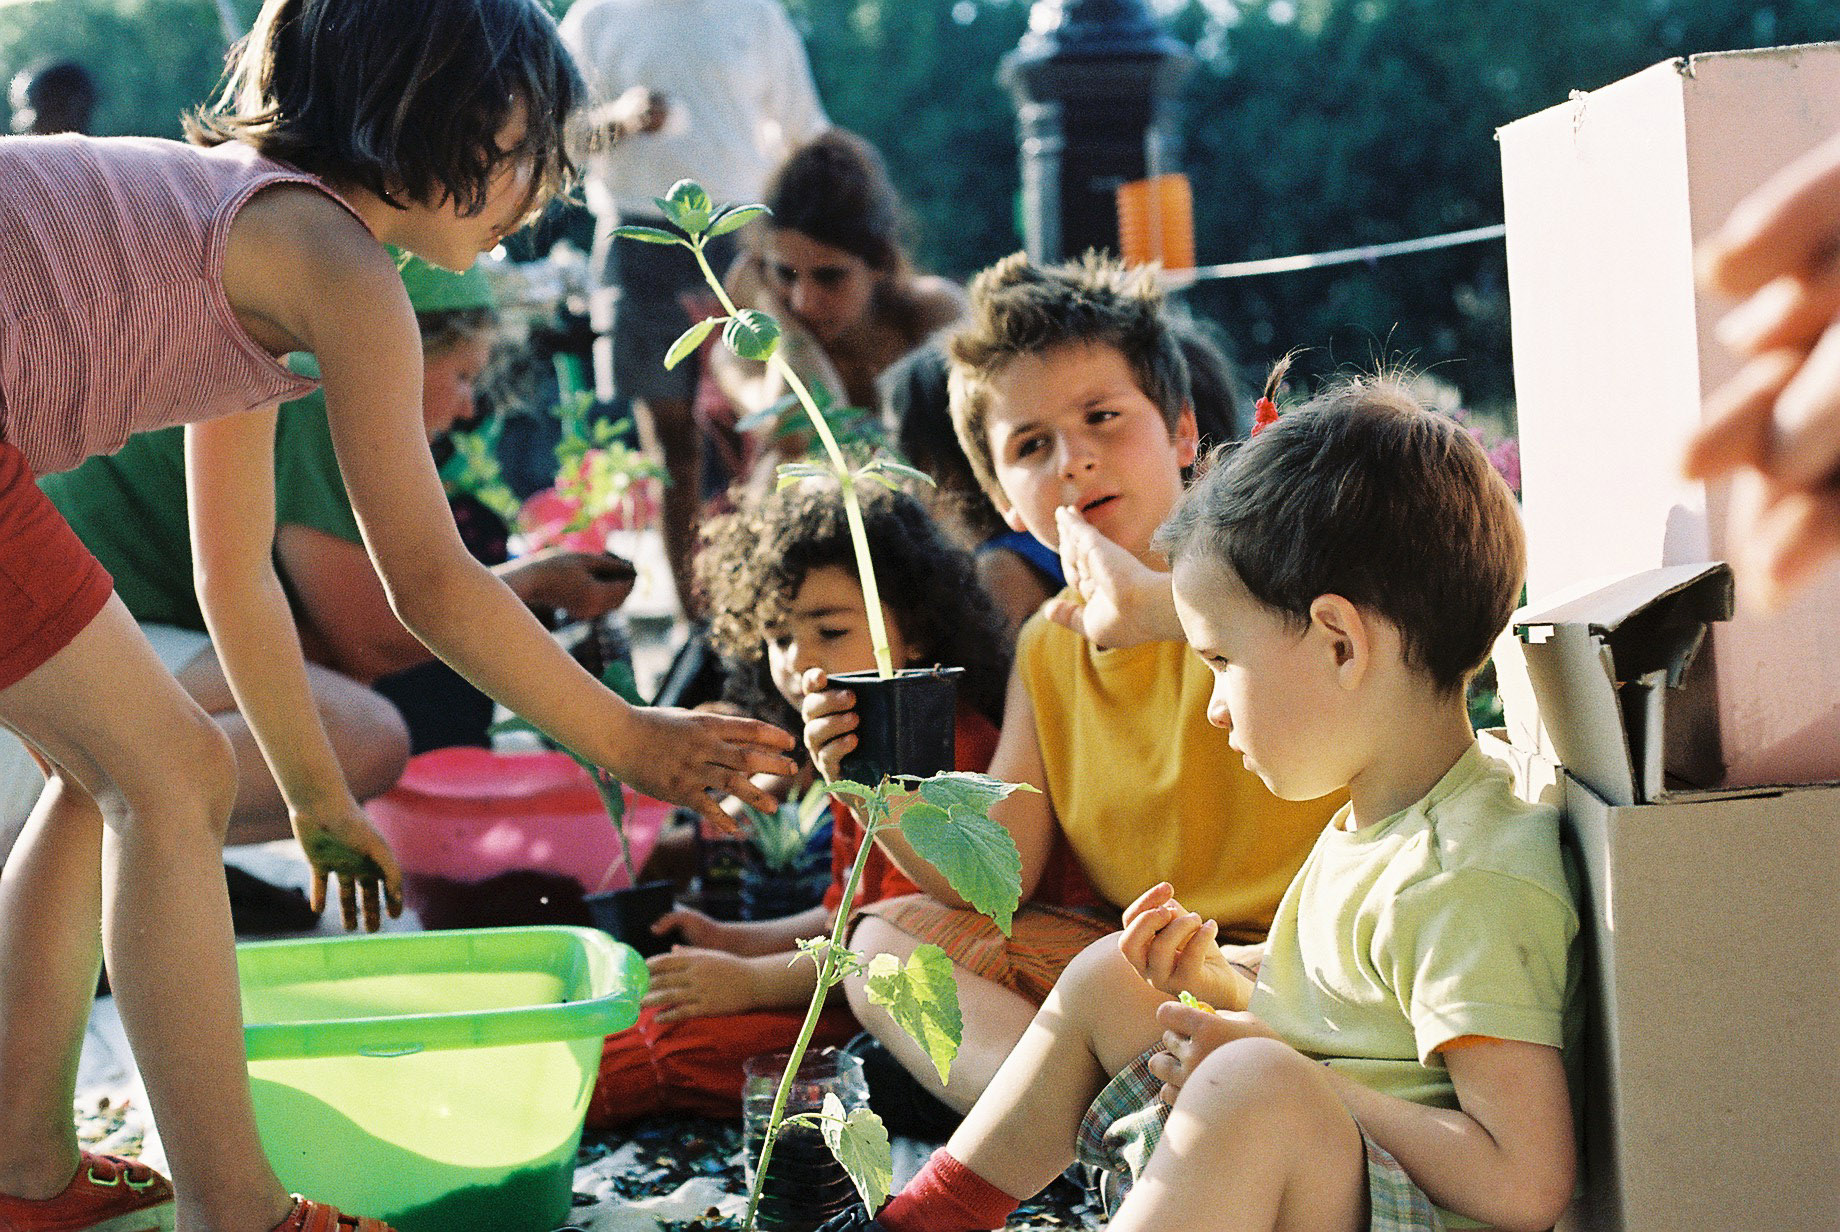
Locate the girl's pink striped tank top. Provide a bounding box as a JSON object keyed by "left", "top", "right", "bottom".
{"left": 0, "top": 134, "right": 362, "bottom": 475}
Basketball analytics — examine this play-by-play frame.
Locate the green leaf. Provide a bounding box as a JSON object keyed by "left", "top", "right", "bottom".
{"left": 820, "top": 1094, "right": 893, "bottom": 1213}
{"left": 600, "top": 660, "right": 646, "bottom": 707}
{"left": 915, "top": 771, "right": 1035, "bottom": 817}
{"left": 774, "top": 461, "right": 835, "bottom": 491}
{"left": 664, "top": 316, "right": 721, "bottom": 370}
{"left": 858, "top": 456, "right": 938, "bottom": 489}
{"left": 864, "top": 946, "right": 962, "bottom": 1085}
{"left": 611, "top": 224, "right": 682, "bottom": 245}
{"left": 733, "top": 404, "right": 784, "bottom": 433}
{"left": 707, "top": 203, "right": 771, "bottom": 238}
{"left": 723, "top": 309, "right": 781, "bottom": 362}
{"left": 898, "top": 777, "right": 1029, "bottom": 934}
{"left": 822, "top": 779, "right": 882, "bottom": 801}
{"left": 659, "top": 180, "right": 713, "bottom": 234}
{"left": 858, "top": 469, "right": 900, "bottom": 493}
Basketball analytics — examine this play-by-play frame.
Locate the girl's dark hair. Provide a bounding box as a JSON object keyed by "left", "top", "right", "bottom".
{"left": 187, "top": 0, "right": 581, "bottom": 221}
{"left": 696, "top": 481, "right": 1012, "bottom": 728}
{"left": 763, "top": 129, "right": 910, "bottom": 274}
{"left": 880, "top": 342, "right": 1007, "bottom": 544}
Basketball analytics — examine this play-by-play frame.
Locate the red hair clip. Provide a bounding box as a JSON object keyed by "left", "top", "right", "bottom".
{"left": 1252, "top": 396, "right": 1280, "bottom": 436}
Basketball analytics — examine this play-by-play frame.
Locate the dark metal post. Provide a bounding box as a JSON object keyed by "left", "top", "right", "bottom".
{"left": 1000, "top": 0, "right": 1194, "bottom": 263}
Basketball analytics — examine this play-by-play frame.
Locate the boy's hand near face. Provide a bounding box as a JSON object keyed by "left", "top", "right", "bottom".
{"left": 1043, "top": 506, "right": 1183, "bottom": 649}
{"left": 1119, "top": 882, "right": 1252, "bottom": 1011}
{"left": 1147, "top": 999, "right": 1282, "bottom": 1105}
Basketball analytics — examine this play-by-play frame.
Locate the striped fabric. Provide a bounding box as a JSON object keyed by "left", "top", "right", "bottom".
{"left": 0, "top": 134, "right": 358, "bottom": 475}
{"left": 855, "top": 893, "right": 1117, "bottom": 1004}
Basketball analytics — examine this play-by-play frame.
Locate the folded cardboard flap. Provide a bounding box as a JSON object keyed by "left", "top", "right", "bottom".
{"left": 1511, "top": 562, "right": 1732, "bottom": 806}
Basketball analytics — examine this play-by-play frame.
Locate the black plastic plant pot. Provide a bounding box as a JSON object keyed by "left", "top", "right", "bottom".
{"left": 831, "top": 666, "right": 962, "bottom": 785}
{"left": 584, "top": 879, "right": 677, "bottom": 959}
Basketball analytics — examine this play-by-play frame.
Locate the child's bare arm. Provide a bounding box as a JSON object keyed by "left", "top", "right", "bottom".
{"left": 800, "top": 661, "right": 1059, "bottom": 909}
{"left": 231, "top": 195, "right": 794, "bottom": 828}
{"left": 186, "top": 412, "right": 402, "bottom": 931}
{"left": 650, "top": 904, "right": 829, "bottom": 958}
{"left": 1328, "top": 1040, "right": 1576, "bottom": 1232}
{"left": 641, "top": 945, "right": 822, "bottom": 1022}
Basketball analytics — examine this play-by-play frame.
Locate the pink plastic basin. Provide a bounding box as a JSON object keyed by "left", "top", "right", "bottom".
{"left": 366, "top": 747, "right": 670, "bottom": 897}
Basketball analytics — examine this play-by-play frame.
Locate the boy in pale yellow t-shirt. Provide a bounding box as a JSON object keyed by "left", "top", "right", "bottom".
{"left": 816, "top": 373, "right": 1579, "bottom": 1232}
{"left": 800, "top": 254, "right": 1337, "bottom": 1120}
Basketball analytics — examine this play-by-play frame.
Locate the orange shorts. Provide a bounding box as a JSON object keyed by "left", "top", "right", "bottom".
{"left": 0, "top": 440, "right": 112, "bottom": 691}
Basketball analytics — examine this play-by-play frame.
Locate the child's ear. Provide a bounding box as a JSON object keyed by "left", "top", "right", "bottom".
{"left": 1307, "top": 594, "right": 1370, "bottom": 688}
{"left": 1174, "top": 403, "right": 1200, "bottom": 468}
{"left": 1000, "top": 501, "right": 1030, "bottom": 535}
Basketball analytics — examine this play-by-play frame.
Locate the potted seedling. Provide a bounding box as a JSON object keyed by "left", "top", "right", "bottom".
{"left": 618, "top": 183, "right": 957, "bottom": 780}
{"left": 616, "top": 183, "right": 1035, "bottom": 1231}
{"left": 734, "top": 784, "right": 832, "bottom": 922}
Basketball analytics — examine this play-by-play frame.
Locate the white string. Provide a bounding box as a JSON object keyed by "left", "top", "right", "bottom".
{"left": 1160, "top": 223, "right": 1507, "bottom": 288}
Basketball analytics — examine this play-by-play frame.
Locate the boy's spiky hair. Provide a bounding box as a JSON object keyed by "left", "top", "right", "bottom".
{"left": 946, "top": 252, "right": 1190, "bottom": 509}
{"left": 188, "top": 0, "right": 581, "bottom": 224}
{"left": 1156, "top": 371, "right": 1526, "bottom": 694}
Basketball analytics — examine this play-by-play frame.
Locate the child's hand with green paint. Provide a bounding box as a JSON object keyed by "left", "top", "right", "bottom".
{"left": 292, "top": 804, "right": 403, "bottom": 932}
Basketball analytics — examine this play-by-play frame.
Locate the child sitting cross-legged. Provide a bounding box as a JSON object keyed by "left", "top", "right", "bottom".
{"left": 801, "top": 254, "right": 1337, "bottom": 1125}
{"left": 585, "top": 479, "right": 1014, "bottom": 1126}
{"left": 818, "top": 371, "right": 1581, "bottom": 1232}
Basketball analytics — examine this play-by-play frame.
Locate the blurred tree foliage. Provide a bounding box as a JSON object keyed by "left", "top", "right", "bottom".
{"left": 5, "top": 0, "right": 1836, "bottom": 406}
{"left": 0, "top": 0, "right": 259, "bottom": 139}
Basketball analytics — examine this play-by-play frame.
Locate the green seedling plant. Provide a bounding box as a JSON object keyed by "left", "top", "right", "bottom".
{"left": 616, "top": 180, "right": 928, "bottom": 681}
{"left": 744, "top": 770, "right": 1030, "bottom": 1228}
{"left": 738, "top": 783, "right": 830, "bottom": 874}
{"left": 550, "top": 387, "right": 669, "bottom": 537}
{"left": 616, "top": 182, "right": 1033, "bottom": 1229}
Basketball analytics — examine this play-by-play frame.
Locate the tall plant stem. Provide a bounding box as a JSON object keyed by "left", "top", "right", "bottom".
{"left": 743, "top": 788, "right": 887, "bottom": 1230}
{"left": 691, "top": 240, "right": 896, "bottom": 679}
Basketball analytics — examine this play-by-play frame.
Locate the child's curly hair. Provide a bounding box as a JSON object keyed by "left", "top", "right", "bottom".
{"left": 696, "top": 481, "right": 1011, "bottom": 731}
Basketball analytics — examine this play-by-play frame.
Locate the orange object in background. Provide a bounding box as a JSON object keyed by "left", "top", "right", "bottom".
{"left": 1117, "top": 173, "right": 1195, "bottom": 271}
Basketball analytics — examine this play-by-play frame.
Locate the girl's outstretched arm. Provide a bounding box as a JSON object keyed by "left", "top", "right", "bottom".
{"left": 186, "top": 411, "right": 402, "bottom": 931}
{"left": 226, "top": 188, "right": 794, "bottom": 829}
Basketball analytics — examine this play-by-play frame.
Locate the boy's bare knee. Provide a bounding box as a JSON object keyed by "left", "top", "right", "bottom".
{"left": 1184, "top": 1038, "right": 1345, "bottom": 1131}
{"left": 1056, "top": 933, "right": 1143, "bottom": 1008}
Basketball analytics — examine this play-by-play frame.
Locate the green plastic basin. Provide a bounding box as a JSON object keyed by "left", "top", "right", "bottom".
{"left": 238, "top": 926, "right": 645, "bottom": 1232}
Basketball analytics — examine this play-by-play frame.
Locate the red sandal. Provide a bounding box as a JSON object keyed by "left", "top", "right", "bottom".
{"left": 0, "top": 1152, "right": 174, "bottom": 1232}
{"left": 268, "top": 1197, "right": 395, "bottom": 1232}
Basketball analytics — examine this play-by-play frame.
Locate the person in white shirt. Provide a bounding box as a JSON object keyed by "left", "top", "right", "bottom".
{"left": 559, "top": 0, "right": 828, "bottom": 611}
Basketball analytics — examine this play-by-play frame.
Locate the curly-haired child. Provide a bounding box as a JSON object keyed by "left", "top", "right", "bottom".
{"left": 586, "top": 480, "right": 1085, "bottom": 1128}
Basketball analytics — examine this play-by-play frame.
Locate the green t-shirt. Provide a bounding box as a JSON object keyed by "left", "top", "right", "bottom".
{"left": 1251, "top": 743, "right": 1580, "bottom": 1223}
{"left": 39, "top": 356, "right": 362, "bottom": 633}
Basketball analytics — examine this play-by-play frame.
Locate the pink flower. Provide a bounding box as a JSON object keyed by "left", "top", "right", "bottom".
{"left": 1488, "top": 438, "right": 1521, "bottom": 494}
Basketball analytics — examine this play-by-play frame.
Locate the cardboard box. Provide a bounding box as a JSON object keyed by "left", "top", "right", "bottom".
{"left": 1490, "top": 566, "right": 1840, "bottom": 1231}
{"left": 1498, "top": 44, "right": 1840, "bottom": 787}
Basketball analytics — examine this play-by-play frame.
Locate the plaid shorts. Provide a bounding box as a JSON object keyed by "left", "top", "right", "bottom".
{"left": 1075, "top": 1045, "right": 1447, "bottom": 1231}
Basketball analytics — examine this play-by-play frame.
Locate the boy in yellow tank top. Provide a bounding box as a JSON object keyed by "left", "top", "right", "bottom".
{"left": 800, "top": 254, "right": 1339, "bottom": 1121}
